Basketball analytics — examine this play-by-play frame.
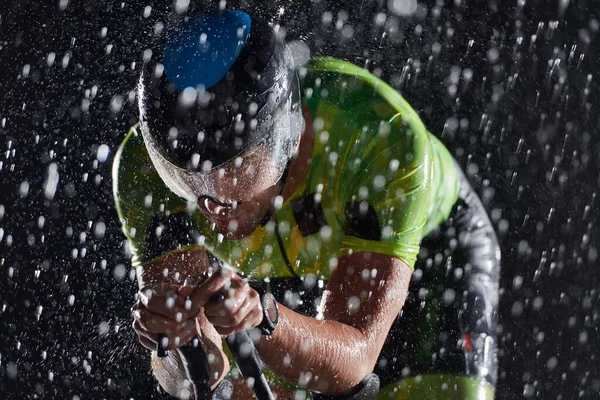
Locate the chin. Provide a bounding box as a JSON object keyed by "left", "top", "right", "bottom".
{"left": 219, "top": 218, "right": 261, "bottom": 240}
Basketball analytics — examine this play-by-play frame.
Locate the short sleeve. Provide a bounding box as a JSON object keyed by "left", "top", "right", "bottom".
{"left": 340, "top": 113, "right": 433, "bottom": 269}
{"left": 112, "top": 126, "right": 198, "bottom": 267}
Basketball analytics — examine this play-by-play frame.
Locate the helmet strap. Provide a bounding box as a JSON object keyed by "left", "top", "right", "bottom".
{"left": 259, "top": 160, "right": 291, "bottom": 227}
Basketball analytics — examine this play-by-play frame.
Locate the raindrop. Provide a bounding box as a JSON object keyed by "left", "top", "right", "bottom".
{"left": 19, "top": 181, "right": 30, "bottom": 198}
{"left": 523, "top": 383, "right": 534, "bottom": 398}
{"left": 113, "top": 264, "right": 126, "bottom": 281}
{"left": 388, "top": 0, "right": 418, "bottom": 16}
{"left": 273, "top": 195, "right": 284, "bottom": 210}
{"left": 96, "top": 144, "right": 110, "bottom": 162}
{"left": 93, "top": 221, "right": 106, "bottom": 239}
{"left": 347, "top": 296, "right": 360, "bottom": 314}
{"left": 547, "top": 356, "right": 558, "bottom": 371}
{"left": 288, "top": 40, "right": 311, "bottom": 68}
{"left": 44, "top": 163, "right": 59, "bottom": 200}
{"left": 6, "top": 361, "right": 17, "bottom": 379}
{"left": 46, "top": 52, "right": 56, "bottom": 67}
{"left": 175, "top": 0, "right": 190, "bottom": 14}
{"left": 511, "top": 301, "right": 524, "bottom": 317}
{"left": 442, "top": 289, "right": 456, "bottom": 305}
{"left": 322, "top": 11, "right": 333, "bottom": 25}
{"left": 109, "top": 95, "right": 123, "bottom": 113}
{"left": 98, "top": 321, "right": 109, "bottom": 336}
{"left": 179, "top": 88, "right": 197, "bottom": 108}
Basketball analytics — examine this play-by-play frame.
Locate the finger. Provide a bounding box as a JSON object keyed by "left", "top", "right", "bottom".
{"left": 135, "top": 318, "right": 197, "bottom": 351}
{"left": 133, "top": 319, "right": 156, "bottom": 340}
{"left": 213, "top": 325, "right": 236, "bottom": 336}
{"left": 231, "top": 304, "right": 264, "bottom": 333}
{"left": 177, "top": 275, "right": 207, "bottom": 300}
{"left": 187, "top": 269, "right": 236, "bottom": 314}
{"left": 164, "top": 319, "right": 197, "bottom": 351}
{"left": 206, "top": 296, "right": 259, "bottom": 328}
{"left": 203, "top": 283, "right": 251, "bottom": 318}
{"left": 205, "top": 279, "right": 248, "bottom": 311}
{"left": 133, "top": 319, "right": 159, "bottom": 346}
{"left": 131, "top": 300, "right": 191, "bottom": 332}
{"left": 133, "top": 307, "right": 188, "bottom": 334}
{"left": 137, "top": 285, "right": 189, "bottom": 320}
{"left": 139, "top": 333, "right": 159, "bottom": 351}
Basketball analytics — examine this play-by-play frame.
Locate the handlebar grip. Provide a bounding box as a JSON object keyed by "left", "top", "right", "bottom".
{"left": 178, "top": 337, "right": 212, "bottom": 400}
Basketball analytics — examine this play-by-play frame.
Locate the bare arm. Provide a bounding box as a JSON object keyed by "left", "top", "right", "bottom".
{"left": 256, "top": 251, "right": 412, "bottom": 395}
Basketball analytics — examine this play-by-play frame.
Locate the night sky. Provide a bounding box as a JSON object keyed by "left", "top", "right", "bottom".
{"left": 1, "top": 0, "right": 599, "bottom": 399}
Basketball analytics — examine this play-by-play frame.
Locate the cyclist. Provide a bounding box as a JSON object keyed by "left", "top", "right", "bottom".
{"left": 114, "top": 8, "right": 501, "bottom": 399}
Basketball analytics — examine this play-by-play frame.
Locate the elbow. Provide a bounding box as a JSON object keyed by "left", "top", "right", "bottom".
{"left": 323, "top": 349, "right": 378, "bottom": 396}
{"left": 338, "top": 336, "right": 381, "bottom": 393}
{"left": 355, "top": 344, "right": 380, "bottom": 384}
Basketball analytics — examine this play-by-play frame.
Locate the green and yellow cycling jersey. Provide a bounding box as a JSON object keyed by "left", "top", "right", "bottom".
{"left": 112, "top": 56, "right": 460, "bottom": 278}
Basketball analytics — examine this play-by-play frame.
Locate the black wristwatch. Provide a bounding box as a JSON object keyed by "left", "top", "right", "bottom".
{"left": 257, "top": 292, "right": 279, "bottom": 336}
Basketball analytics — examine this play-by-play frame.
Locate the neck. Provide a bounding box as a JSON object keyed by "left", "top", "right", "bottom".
{"left": 280, "top": 103, "right": 315, "bottom": 201}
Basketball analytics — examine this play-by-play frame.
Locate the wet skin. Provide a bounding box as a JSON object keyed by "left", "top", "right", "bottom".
{"left": 131, "top": 104, "right": 414, "bottom": 398}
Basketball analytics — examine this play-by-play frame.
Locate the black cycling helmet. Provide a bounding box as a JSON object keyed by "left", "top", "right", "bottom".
{"left": 138, "top": 9, "right": 302, "bottom": 205}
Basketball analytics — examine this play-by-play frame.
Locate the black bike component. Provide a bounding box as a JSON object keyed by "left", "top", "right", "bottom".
{"left": 212, "top": 375, "right": 234, "bottom": 400}
{"left": 312, "top": 373, "right": 380, "bottom": 400}
{"left": 226, "top": 331, "right": 275, "bottom": 400}
{"left": 155, "top": 253, "right": 275, "bottom": 400}
{"left": 177, "top": 337, "right": 213, "bottom": 400}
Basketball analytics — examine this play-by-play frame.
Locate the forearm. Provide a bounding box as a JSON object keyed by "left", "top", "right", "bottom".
{"left": 256, "top": 306, "right": 376, "bottom": 395}
{"left": 255, "top": 253, "right": 413, "bottom": 396}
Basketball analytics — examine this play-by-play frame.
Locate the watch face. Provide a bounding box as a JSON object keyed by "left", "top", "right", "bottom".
{"left": 265, "top": 294, "right": 278, "bottom": 323}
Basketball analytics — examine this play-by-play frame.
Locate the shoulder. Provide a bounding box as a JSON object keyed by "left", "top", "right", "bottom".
{"left": 113, "top": 125, "right": 149, "bottom": 180}
{"left": 112, "top": 125, "right": 166, "bottom": 201}
{"left": 302, "top": 56, "right": 428, "bottom": 137}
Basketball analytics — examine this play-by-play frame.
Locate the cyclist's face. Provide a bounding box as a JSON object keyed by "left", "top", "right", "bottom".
{"left": 208, "top": 146, "right": 279, "bottom": 203}
{"left": 196, "top": 146, "right": 281, "bottom": 239}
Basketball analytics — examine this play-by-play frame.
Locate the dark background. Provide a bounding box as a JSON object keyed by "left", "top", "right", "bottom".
{"left": 1, "top": 0, "right": 599, "bottom": 398}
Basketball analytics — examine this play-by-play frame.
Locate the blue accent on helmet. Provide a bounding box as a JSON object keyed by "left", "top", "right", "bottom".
{"left": 164, "top": 10, "right": 252, "bottom": 90}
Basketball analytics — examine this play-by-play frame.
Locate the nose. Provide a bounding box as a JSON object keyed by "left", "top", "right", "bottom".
{"left": 202, "top": 197, "right": 226, "bottom": 215}
{"left": 199, "top": 196, "right": 241, "bottom": 216}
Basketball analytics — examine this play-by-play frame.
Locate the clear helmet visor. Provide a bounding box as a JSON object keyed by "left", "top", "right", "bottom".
{"left": 140, "top": 92, "right": 303, "bottom": 205}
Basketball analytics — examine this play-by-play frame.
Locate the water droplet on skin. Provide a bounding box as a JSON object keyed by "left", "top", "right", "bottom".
{"left": 347, "top": 296, "right": 360, "bottom": 314}
{"left": 166, "top": 296, "right": 175, "bottom": 309}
